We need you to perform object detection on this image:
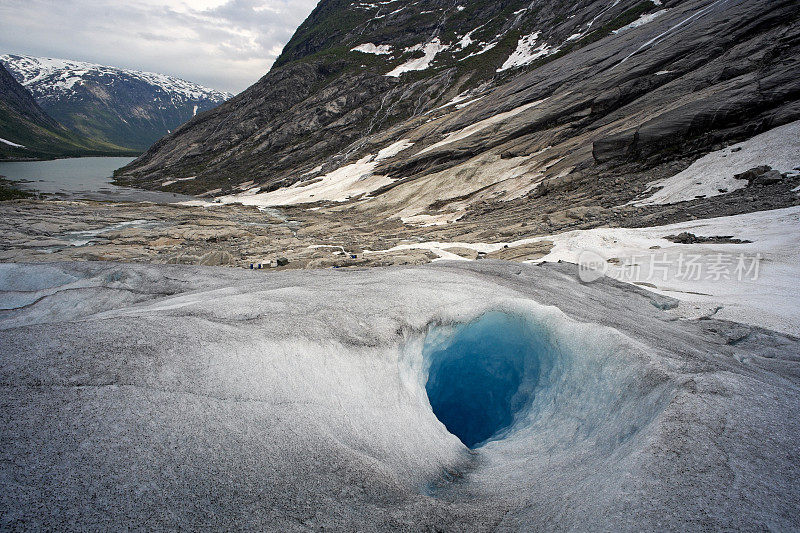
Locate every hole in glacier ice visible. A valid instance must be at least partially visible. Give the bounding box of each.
[423,312,542,448]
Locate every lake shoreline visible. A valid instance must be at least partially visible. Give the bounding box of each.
[0,156,194,204]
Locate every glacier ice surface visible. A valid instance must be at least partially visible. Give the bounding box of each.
[1,260,799,530]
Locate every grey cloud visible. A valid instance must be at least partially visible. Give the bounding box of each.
[0,0,319,94]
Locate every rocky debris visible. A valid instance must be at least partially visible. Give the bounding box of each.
[444,247,480,260]
[0,177,33,201]
[1,170,798,272]
[149,237,185,247]
[199,250,234,266]
[734,165,788,187]
[566,206,607,221]
[486,241,553,261]
[665,232,752,245]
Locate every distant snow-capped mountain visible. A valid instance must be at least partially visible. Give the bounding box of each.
[0,55,233,151]
[0,62,136,161]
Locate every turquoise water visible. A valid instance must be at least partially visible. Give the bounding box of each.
[424,312,543,448]
[0,157,194,204]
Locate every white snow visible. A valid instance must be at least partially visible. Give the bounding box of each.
[218,139,414,207]
[161,176,197,187]
[0,137,25,148]
[498,32,557,72]
[455,97,484,110]
[436,93,472,109]
[420,99,547,154]
[367,206,800,336]
[302,165,324,177]
[533,207,800,336]
[460,41,498,60]
[612,10,668,34]
[456,26,483,50]
[433,92,484,112]
[386,39,449,77]
[351,43,393,55]
[633,120,800,205]
[0,54,232,104]
[374,138,414,161]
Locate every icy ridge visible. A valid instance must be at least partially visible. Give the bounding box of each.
[0,55,232,102]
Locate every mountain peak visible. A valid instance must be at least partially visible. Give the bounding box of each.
[1,54,232,150]
[1,54,232,101]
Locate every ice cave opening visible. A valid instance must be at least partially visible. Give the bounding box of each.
[423,312,543,448]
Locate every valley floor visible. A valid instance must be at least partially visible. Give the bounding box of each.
[1,185,798,336]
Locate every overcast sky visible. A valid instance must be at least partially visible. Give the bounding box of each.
[0,0,319,94]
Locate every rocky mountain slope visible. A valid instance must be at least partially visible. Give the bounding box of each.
[116,0,799,231]
[0,63,134,161]
[0,55,232,151]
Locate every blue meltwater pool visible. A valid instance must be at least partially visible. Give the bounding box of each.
[423,312,545,448]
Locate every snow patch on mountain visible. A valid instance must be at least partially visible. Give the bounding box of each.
[0,55,232,103]
[352,43,393,55]
[633,120,800,205]
[460,41,497,60]
[215,139,414,206]
[612,9,669,34]
[0,137,25,148]
[533,206,800,337]
[498,32,558,72]
[457,26,483,50]
[387,39,449,77]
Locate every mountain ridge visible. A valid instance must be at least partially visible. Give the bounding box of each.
[0,62,135,161]
[1,54,232,151]
[116,0,799,232]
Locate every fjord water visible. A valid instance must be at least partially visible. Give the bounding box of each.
[0,157,194,203]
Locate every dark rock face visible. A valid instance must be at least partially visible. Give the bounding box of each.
[734,166,788,187]
[0,63,59,130]
[0,55,231,151]
[0,64,134,161]
[665,232,751,245]
[115,0,800,214]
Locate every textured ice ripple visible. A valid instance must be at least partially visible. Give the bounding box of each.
[0,260,798,531]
